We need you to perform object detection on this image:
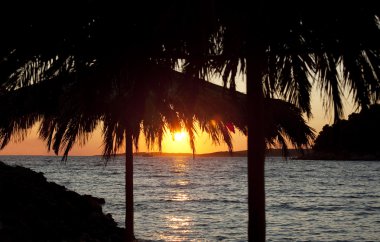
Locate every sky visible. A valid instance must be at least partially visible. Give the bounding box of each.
[0,78,356,156]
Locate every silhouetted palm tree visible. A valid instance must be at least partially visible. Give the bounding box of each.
[172,2,380,241]
[1,2,379,241]
[0,61,314,241]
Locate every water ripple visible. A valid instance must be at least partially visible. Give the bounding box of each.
[1,156,379,241]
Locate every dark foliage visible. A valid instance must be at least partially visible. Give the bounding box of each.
[1,1,380,241]
[312,104,380,159]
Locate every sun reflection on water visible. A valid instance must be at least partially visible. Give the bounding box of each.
[159,215,193,241]
[175,179,189,186]
[170,159,191,202]
[171,191,190,202]
[159,157,195,240]
[167,216,192,229]
[171,158,189,174]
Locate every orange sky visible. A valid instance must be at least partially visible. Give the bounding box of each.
[0,124,248,156]
[0,80,356,156]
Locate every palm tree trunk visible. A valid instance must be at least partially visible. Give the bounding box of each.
[247,52,266,241]
[125,129,134,241]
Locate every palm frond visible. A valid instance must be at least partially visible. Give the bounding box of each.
[0,61,314,158]
[276,54,313,117]
[0,115,40,149]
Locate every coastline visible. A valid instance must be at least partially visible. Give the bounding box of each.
[0,161,125,241]
[3,148,379,161]
[129,149,305,158]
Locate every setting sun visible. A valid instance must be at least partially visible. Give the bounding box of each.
[173,131,186,142]
[160,130,192,153]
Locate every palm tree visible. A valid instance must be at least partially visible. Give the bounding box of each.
[0,59,314,241]
[172,2,380,241]
[2,2,379,241]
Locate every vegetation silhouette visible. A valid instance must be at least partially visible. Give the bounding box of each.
[1,1,380,241]
[0,65,313,240]
[309,104,380,160]
[170,3,380,241]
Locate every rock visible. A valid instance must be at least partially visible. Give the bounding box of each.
[0,161,125,242]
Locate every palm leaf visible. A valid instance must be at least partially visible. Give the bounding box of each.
[0,63,314,158]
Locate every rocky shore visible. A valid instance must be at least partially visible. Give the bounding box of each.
[0,161,125,242]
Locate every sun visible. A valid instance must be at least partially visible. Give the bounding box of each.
[173,131,186,142]
[161,130,191,153]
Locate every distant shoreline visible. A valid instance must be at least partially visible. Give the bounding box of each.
[2,149,379,161]
[133,150,248,158]
[123,149,305,158]
[131,149,380,161]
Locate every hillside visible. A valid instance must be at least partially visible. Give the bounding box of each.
[300,104,380,160]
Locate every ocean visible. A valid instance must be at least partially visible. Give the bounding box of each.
[1,156,379,241]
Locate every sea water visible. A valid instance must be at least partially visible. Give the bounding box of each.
[1,156,379,241]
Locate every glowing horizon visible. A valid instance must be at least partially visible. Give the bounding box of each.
[0,125,247,156]
[0,79,356,156]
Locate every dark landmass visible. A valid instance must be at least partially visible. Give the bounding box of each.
[132,149,379,160]
[132,151,249,157]
[129,148,305,158]
[297,104,380,161]
[0,161,125,242]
